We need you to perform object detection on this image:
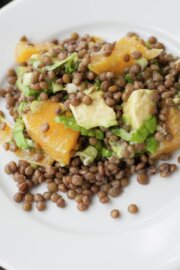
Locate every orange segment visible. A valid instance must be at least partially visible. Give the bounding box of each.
[17,149,54,166]
[152,107,180,158]
[15,41,55,64]
[0,118,53,166]
[0,119,12,144]
[89,36,162,75]
[23,101,79,166]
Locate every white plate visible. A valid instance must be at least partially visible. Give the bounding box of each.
[0,0,180,269]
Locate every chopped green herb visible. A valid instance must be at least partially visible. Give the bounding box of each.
[95,79,101,90]
[124,74,134,83]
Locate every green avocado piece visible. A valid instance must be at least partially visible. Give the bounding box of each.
[16,67,38,97]
[123,89,157,130]
[52,83,64,93]
[70,91,117,129]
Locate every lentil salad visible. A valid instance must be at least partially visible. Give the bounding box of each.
[0,32,180,216]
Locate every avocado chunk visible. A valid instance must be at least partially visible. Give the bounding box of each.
[70,91,117,129]
[123,89,157,130]
[16,67,38,97]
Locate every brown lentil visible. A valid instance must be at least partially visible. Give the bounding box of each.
[70,97,81,106]
[24,193,34,202]
[128,204,138,214]
[48,182,58,193]
[39,92,48,101]
[110,209,120,219]
[41,123,49,132]
[67,190,76,200]
[72,175,83,185]
[148,36,157,44]
[57,198,66,208]
[82,95,92,105]
[77,202,88,211]
[131,51,142,59]
[51,193,61,203]
[63,74,71,83]
[170,164,177,172]
[24,166,34,176]
[99,196,110,204]
[123,54,130,62]
[22,202,32,211]
[14,192,24,203]
[130,64,141,74]
[42,192,50,201]
[18,182,28,193]
[137,173,149,185]
[34,153,43,162]
[36,201,46,211]
[120,178,129,187]
[34,193,44,202]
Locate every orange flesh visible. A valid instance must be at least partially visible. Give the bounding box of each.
[153,107,180,158]
[15,41,55,64]
[89,36,162,75]
[23,101,79,166]
[0,119,53,166]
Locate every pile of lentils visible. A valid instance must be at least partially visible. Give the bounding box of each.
[1,32,180,219]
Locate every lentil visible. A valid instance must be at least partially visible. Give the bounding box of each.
[34,193,44,202]
[14,192,23,203]
[48,182,58,193]
[82,95,92,105]
[123,54,130,62]
[72,175,83,185]
[57,198,66,208]
[36,201,46,211]
[137,173,149,185]
[24,193,34,202]
[51,193,61,203]
[110,209,120,219]
[128,204,138,214]
[131,51,142,59]
[22,202,32,211]
[77,202,88,211]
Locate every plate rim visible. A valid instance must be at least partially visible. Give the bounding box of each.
[0,1,180,270]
